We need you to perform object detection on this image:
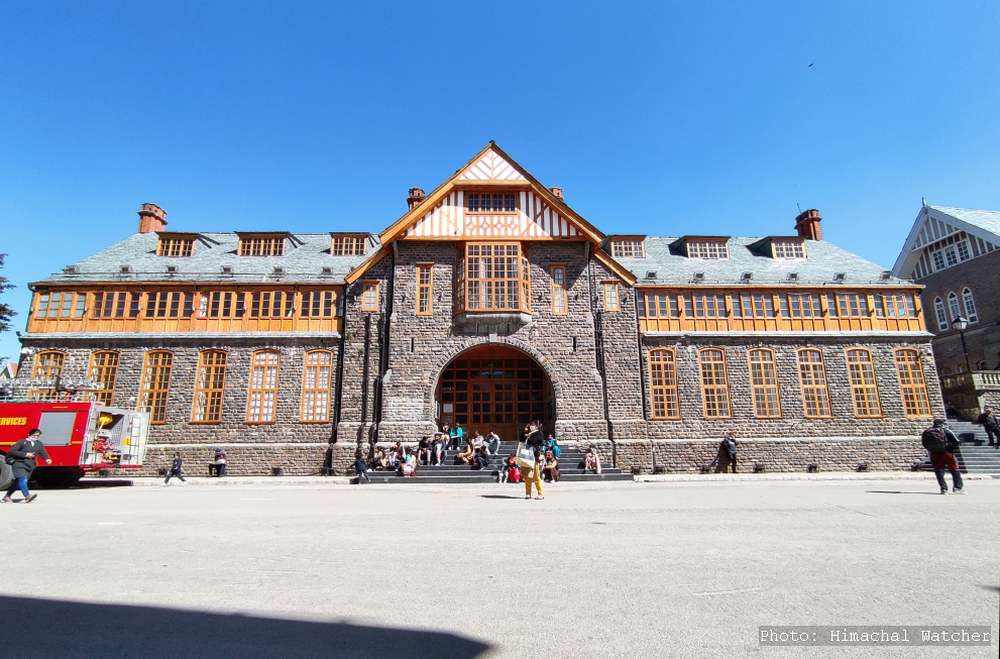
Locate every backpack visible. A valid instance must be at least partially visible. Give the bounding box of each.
[921,427,948,453]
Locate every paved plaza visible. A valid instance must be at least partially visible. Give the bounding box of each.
[4,478,999,658]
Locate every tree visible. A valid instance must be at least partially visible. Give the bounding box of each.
[0,254,14,333]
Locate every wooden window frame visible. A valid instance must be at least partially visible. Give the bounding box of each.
[138,350,174,425]
[249,290,293,319]
[845,348,882,418]
[648,348,681,420]
[360,280,381,312]
[784,292,822,318]
[772,240,806,259]
[894,349,932,418]
[550,264,568,315]
[204,290,245,319]
[737,292,776,318]
[460,243,530,313]
[29,350,66,399]
[146,290,192,319]
[639,291,680,319]
[465,190,519,215]
[688,292,727,318]
[330,234,366,256]
[300,349,334,423]
[836,292,866,318]
[246,349,280,424]
[687,240,730,259]
[92,291,140,319]
[35,291,85,319]
[603,282,621,312]
[698,348,732,419]
[156,236,195,257]
[191,349,227,424]
[747,348,782,418]
[415,264,433,316]
[797,349,832,419]
[610,239,645,258]
[301,290,337,318]
[87,350,119,406]
[237,235,286,257]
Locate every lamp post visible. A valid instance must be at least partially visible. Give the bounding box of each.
[952,316,972,374]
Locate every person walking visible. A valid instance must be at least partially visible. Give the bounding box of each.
[448,423,464,451]
[164,453,186,484]
[921,419,964,495]
[714,431,737,473]
[2,428,52,503]
[523,447,544,500]
[976,407,1000,448]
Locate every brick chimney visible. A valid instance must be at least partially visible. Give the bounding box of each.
[794,208,822,241]
[550,187,564,200]
[137,203,168,233]
[407,187,425,210]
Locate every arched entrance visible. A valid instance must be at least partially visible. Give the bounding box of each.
[435,344,554,443]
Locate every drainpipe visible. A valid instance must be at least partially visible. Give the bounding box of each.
[586,243,617,467]
[633,290,654,473]
[328,282,350,475]
[373,246,396,444]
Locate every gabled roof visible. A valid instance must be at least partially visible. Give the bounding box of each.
[892,203,1000,277]
[347,141,635,284]
[619,237,908,287]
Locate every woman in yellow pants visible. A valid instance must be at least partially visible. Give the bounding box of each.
[524,453,544,500]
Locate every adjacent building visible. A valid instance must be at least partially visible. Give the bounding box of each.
[892,203,1000,417]
[11,143,943,474]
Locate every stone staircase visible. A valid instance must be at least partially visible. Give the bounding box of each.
[359,441,633,484]
[915,420,1000,476]
[950,420,1000,476]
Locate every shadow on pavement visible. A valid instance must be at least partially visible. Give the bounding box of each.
[865,490,943,496]
[71,479,134,489]
[0,596,491,659]
[479,494,525,500]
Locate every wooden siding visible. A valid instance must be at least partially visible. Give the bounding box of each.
[403,189,582,240]
[27,287,343,335]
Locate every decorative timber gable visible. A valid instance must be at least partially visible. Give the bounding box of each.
[892,203,1000,280]
[345,142,636,284]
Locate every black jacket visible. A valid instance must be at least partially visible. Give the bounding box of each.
[7,438,51,478]
[170,457,183,473]
[977,412,999,430]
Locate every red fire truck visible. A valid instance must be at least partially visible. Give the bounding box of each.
[0,400,150,487]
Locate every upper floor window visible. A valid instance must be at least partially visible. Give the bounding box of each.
[783,292,822,318]
[458,243,529,313]
[204,291,245,319]
[156,235,195,257]
[416,264,433,316]
[301,290,338,318]
[934,297,948,331]
[148,291,193,319]
[603,282,621,312]
[927,233,973,272]
[947,291,961,321]
[772,239,805,259]
[360,281,381,312]
[830,292,866,318]
[639,291,680,318]
[238,234,285,256]
[685,293,726,318]
[250,291,294,319]
[747,349,781,418]
[36,291,86,319]
[735,293,775,318]
[687,239,729,259]
[962,288,978,323]
[550,265,568,315]
[466,191,517,214]
[875,292,917,318]
[92,291,141,319]
[331,235,366,256]
[610,239,645,258]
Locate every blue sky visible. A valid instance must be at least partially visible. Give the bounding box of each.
[2,1,999,360]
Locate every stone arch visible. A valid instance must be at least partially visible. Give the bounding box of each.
[425,337,561,435]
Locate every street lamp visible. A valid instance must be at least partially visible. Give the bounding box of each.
[952,316,973,373]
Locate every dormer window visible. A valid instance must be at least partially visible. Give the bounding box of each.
[331,234,366,256]
[466,191,517,214]
[686,238,729,259]
[771,239,805,259]
[237,233,287,257]
[157,233,196,257]
[609,237,645,258]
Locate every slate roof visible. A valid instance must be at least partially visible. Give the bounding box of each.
[616,237,907,287]
[926,205,1000,237]
[43,232,377,284]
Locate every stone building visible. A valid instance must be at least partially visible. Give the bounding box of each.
[12,143,943,475]
[892,203,1000,417]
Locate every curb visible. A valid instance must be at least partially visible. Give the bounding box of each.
[635,471,996,483]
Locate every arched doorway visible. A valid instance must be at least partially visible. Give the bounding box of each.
[435,344,554,443]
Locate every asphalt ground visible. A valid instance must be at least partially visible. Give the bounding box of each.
[2,478,998,658]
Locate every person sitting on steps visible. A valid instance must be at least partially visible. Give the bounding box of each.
[584,447,602,474]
